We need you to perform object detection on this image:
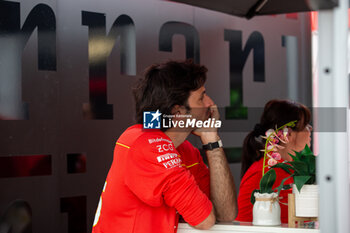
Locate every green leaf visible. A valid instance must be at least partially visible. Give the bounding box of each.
[294,176,312,192]
[306,176,316,185]
[250,189,260,205]
[274,174,294,196]
[259,169,276,193]
[306,155,316,176]
[271,163,295,174]
[294,151,303,161]
[289,161,309,175]
[288,153,298,161]
[301,144,313,156]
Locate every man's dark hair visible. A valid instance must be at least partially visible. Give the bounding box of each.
[133,60,207,125]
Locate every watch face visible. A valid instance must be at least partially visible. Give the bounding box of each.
[218,140,223,147]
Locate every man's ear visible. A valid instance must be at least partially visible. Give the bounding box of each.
[171,105,187,115]
[171,105,181,115]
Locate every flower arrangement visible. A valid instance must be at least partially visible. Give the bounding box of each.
[262,121,297,175]
[250,121,296,204]
[251,120,316,204]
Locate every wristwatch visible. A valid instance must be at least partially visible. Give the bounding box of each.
[202,139,223,151]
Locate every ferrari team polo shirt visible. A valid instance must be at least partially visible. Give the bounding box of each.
[92,124,212,233]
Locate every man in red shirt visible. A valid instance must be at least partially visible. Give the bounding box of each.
[92,60,237,233]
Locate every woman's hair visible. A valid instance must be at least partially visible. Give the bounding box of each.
[133,60,207,130]
[240,99,311,177]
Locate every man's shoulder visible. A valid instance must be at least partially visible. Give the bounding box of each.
[133,130,173,149]
[178,140,194,149]
[118,125,175,153]
[118,124,165,144]
[177,140,198,153]
[118,126,181,168]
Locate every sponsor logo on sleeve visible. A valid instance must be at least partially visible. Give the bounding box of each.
[156,143,174,153]
[148,137,172,144]
[156,153,182,169]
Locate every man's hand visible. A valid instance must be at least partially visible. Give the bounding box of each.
[192,105,220,144]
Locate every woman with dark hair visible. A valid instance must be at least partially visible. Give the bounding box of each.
[235,99,312,223]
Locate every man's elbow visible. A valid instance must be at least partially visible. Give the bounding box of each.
[216,208,238,222]
[216,215,234,222]
[193,209,216,230]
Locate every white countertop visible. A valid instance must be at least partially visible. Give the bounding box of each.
[178,222,319,233]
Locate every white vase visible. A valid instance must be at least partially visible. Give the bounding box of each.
[292,184,319,217]
[252,192,281,226]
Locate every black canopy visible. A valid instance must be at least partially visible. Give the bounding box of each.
[170,0,338,19]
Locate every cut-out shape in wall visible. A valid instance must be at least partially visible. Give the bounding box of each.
[82,11,136,120]
[224,29,265,119]
[0,154,51,178]
[67,153,86,174]
[159,21,200,64]
[60,196,87,233]
[0,1,56,120]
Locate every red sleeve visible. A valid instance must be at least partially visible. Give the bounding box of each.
[191,149,210,198]
[125,134,212,226]
[177,141,210,198]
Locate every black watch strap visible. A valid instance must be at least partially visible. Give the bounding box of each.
[202,140,223,151]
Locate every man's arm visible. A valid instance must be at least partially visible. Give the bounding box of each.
[201,134,237,222]
[193,105,238,222]
[193,208,216,229]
